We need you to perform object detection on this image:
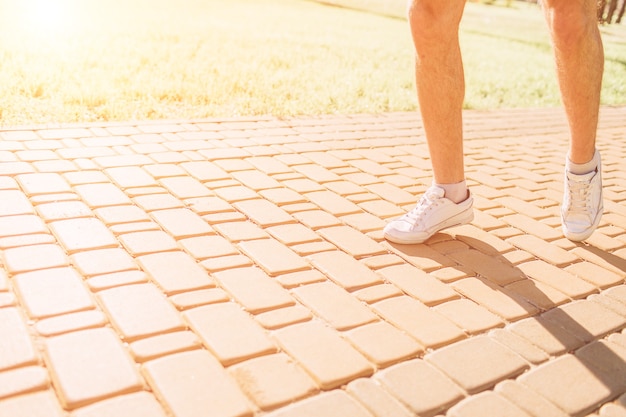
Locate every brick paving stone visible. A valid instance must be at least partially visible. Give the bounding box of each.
[97,283,185,341]
[3,243,69,273]
[71,392,168,417]
[383,241,455,272]
[377,264,459,306]
[292,209,342,230]
[49,218,118,253]
[518,260,597,299]
[44,327,143,409]
[265,223,322,245]
[14,267,94,319]
[488,329,550,365]
[36,201,92,221]
[213,185,259,203]
[137,251,214,295]
[447,249,526,286]
[509,316,585,355]
[0,308,38,371]
[360,254,405,270]
[0,190,34,216]
[292,281,378,331]
[505,278,570,311]
[541,299,626,343]
[86,270,148,292]
[169,288,230,310]
[346,378,414,417]
[307,251,382,291]
[201,254,254,272]
[518,354,620,417]
[93,205,151,225]
[103,166,158,189]
[339,212,387,234]
[275,269,327,288]
[119,230,179,256]
[447,224,515,254]
[238,238,310,276]
[133,193,185,212]
[425,336,529,394]
[159,176,212,199]
[0,390,65,417]
[434,299,505,335]
[508,234,580,267]
[150,208,214,239]
[254,304,313,329]
[495,380,569,417]
[358,199,406,219]
[375,359,465,416]
[565,262,625,289]
[352,283,404,304]
[74,183,132,207]
[213,221,270,242]
[184,303,276,366]
[229,353,318,411]
[186,196,233,215]
[143,350,252,417]
[316,225,386,258]
[273,320,373,390]
[372,295,466,349]
[304,190,362,216]
[179,235,238,259]
[263,390,373,417]
[213,267,295,313]
[447,391,532,417]
[70,247,137,276]
[16,172,72,195]
[34,310,107,337]
[234,199,295,227]
[129,331,202,363]
[110,221,161,235]
[452,277,539,321]
[345,320,423,367]
[0,365,49,400]
[202,211,249,225]
[576,339,626,396]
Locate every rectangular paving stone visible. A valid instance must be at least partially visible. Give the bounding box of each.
[265,223,321,245]
[179,235,238,260]
[346,378,414,417]
[0,365,49,400]
[375,359,465,416]
[34,310,107,337]
[384,241,455,272]
[292,209,342,230]
[292,281,378,331]
[213,267,295,313]
[3,243,69,274]
[307,250,382,291]
[159,176,212,199]
[132,194,185,212]
[14,267,94,319]
[518,354,619,417]
[447,392,532,417]
[70,247,138,277]
[495,380,569,417]
[36,201,93,221]
[137,251,215,295]
[273,321,374,390]
[304,190,362,216]
[184,303,277,366]
[426,336,529,394]
[118,230,179,256]
[49,218,118,253]
[518,260,597,299]
[0,190,34,216]
[452,277,539,321]
[237,238,310,276]
[0,308,39,371]
[150,208,214,239]
[372,295,466,349]
[565,261,625,289]
[169,288,230,311]
[254,304,313,330]
[228,353,318,411]
[509,315,585,356]
[74,183,132,207]
[212,221,270,242]
[97,283,186,341]
[129,331,202,363]
[505,278,570,311]
[201,254,254,273]
[104,166,158,189]
[508,234,580,267]
[0,214,47,238]
[434,299,505,335]
[71,392,168,417]
[143,350,252,417]
[233,199,296,227]
[16,172,72,195]
[377,264,459,306]
[44,328,143,409]
[316,225,386,258]
[0,390,65,417]
[263,390,373,417]
[447,249,526,286]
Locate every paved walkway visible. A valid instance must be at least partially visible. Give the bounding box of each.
[1,106,626,417]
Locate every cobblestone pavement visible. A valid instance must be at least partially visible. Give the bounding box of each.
[1,106,626,417]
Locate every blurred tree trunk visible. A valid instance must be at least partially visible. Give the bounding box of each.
[617,0,626,23]
[598,0,607,22]
[606,0,619,22]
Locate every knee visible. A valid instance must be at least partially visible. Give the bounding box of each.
[544,1,597,43]
[407,0,461,50]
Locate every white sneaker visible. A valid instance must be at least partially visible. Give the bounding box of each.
[561,156,603,242]
[383,185,474,244]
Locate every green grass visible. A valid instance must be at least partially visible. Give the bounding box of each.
[0,0,624,126]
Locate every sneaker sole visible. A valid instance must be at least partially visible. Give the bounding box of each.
[384,207,474,245]
[562,206,603,242]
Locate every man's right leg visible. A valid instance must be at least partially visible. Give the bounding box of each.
[384,0,473,245]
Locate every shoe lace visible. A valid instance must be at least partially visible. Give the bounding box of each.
[566,175,593,215]
[402,188,444,225]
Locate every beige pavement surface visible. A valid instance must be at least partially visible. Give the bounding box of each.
[1,106,626,417]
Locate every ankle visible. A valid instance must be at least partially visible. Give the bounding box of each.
[435,180,468,204]
[567,150,600,175]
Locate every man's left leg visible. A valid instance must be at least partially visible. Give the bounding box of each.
[543,0,605,241]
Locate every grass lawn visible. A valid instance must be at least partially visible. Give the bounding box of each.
[0,0,624,126]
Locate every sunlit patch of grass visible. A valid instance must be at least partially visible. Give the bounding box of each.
[0,0,624,126]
